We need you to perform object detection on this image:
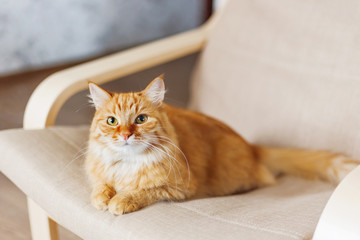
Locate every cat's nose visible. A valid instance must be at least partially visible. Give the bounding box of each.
[121,132,132,141]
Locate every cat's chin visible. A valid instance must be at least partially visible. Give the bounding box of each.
[90,141,143,160]
[111,143,146,156]
[89,140,164,167]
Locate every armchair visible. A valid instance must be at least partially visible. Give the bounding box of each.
[1,0,360,239]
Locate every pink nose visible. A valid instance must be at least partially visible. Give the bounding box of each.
[121,132,132,141]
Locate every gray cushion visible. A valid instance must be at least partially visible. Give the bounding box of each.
[0,126,334,240]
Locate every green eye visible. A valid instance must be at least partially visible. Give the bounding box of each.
[107,117,118,126]
[135,114,148,124]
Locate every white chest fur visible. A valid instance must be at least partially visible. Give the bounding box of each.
[89,141,164,191]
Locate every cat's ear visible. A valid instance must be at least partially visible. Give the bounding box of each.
[88,82,112,109]
[143,75,166,106]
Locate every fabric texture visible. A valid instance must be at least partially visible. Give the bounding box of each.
[0,126,333,240]
[2,0,360,239]
[191,0,360,159]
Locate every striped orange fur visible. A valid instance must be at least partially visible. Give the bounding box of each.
[85,75,359,215]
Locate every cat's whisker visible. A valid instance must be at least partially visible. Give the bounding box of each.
[155,137,190,186]
[74,102,94,113]
[146,136,191,190]
[137,140,180,188]
[144,140,183,190]
[146,144,174,182]
[63,147,89,170]
[138,141,179,190]
[153,143,182,189]
[158,144,184,190]
[51,145,90,190]
[147,143,174,179]
[59,145,88,170]
[145,138,184,168]
[145,140,183,190]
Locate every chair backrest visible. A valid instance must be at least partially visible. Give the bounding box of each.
[190,0,360,158]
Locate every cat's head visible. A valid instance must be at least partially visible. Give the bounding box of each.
[88,76,171,160]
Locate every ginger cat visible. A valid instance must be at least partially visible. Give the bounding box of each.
[86,75,359,215]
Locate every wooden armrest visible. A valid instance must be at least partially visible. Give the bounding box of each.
[313,166,360,239]
[23,25,209,129]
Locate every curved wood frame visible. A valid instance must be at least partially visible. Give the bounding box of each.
[23,23,214,129]
[313,165,360,240]
[21,2,360,239]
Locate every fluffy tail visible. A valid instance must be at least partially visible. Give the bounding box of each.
[254,146,359,184]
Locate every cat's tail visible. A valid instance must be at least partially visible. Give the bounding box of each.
[254,146,359,184]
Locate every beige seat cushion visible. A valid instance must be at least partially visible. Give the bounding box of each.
[0,126,334,240]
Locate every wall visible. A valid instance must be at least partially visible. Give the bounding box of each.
[0,0,205,75]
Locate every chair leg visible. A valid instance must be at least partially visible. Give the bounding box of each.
[27,197,59,240]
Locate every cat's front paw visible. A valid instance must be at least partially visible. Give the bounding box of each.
[92,193,111,211]
[91,185,116,211]
[108,194,141,215]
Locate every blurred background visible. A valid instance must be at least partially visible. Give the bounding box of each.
[0,0,209,76]
[0,1,218,239]
[0,0,217,130]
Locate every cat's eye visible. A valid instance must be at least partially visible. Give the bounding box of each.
[107,117,118,126]
[135,114,148,124]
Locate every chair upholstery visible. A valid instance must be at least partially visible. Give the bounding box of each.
[191,0,360,158]
[2,0,360,239]
[0,126,334,240]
